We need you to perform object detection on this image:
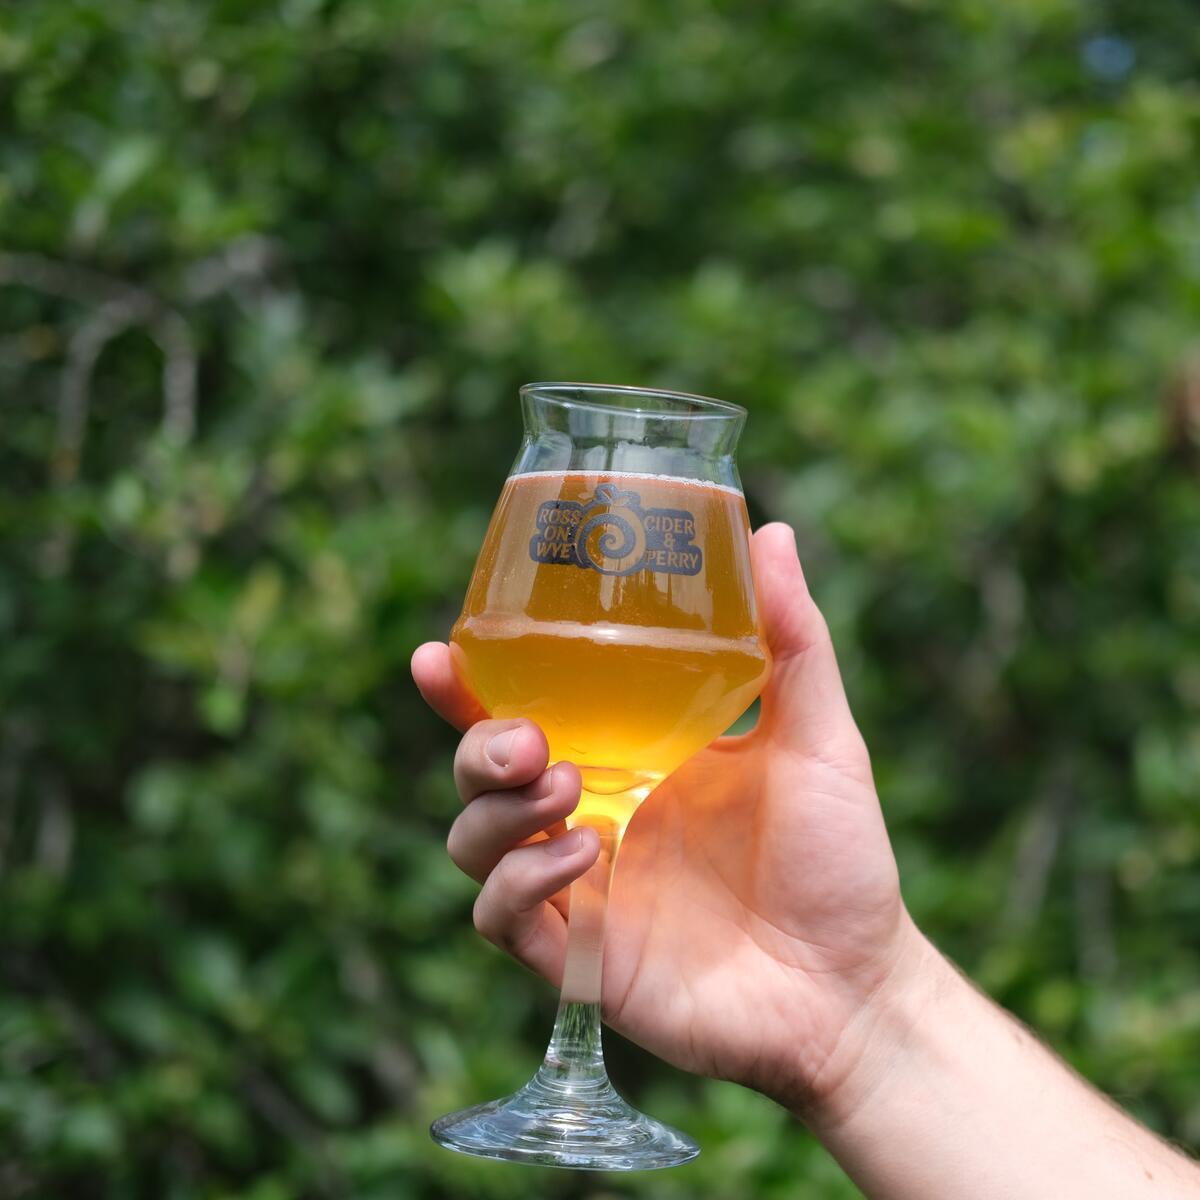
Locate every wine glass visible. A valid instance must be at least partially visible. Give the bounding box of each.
[431,382,771,1170]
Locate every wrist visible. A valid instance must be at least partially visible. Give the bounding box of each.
[796,915,964,1131]
[793,923,1200,1200]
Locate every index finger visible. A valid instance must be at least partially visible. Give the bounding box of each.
[411,641,488,732]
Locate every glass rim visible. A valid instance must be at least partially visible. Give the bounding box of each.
[520,381,746,421]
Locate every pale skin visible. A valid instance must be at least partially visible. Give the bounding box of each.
[411,523,1200,1199]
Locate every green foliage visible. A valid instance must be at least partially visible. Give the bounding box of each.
[2,0,1200,1195]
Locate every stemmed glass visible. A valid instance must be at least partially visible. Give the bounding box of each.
[431,383,770,1170]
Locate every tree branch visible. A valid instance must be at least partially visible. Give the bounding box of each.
[1005,760,1075,929]
[0,252,200,480]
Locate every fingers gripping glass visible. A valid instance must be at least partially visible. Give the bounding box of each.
[431,383,771,1170]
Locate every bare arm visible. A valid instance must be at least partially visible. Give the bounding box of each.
[810,934,1200,1200]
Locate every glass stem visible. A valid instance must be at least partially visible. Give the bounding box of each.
[537,820,621,1089]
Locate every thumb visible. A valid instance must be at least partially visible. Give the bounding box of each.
[750,523,866,764]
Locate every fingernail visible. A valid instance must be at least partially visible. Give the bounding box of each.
[533,765,558,799]
[546,829,584,857]
[487,729,519,766]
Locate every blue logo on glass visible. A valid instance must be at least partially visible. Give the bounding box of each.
[529,483,702,577]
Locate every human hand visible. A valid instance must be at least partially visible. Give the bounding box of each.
[411,524,933,1118]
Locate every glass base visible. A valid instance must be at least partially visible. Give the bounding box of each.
[430,1071,700,1171]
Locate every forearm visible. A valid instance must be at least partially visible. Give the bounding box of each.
[806,932,1200,1200]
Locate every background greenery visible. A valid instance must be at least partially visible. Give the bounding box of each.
[2,1,1199,1196]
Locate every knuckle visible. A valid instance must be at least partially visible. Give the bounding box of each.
[472,891,505,946]
[452,729,490,796]
[451,730,477,776]
[445,822,466,870]
[471,893,492,938]
[474,895,526,956]
[488,850,519,898]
